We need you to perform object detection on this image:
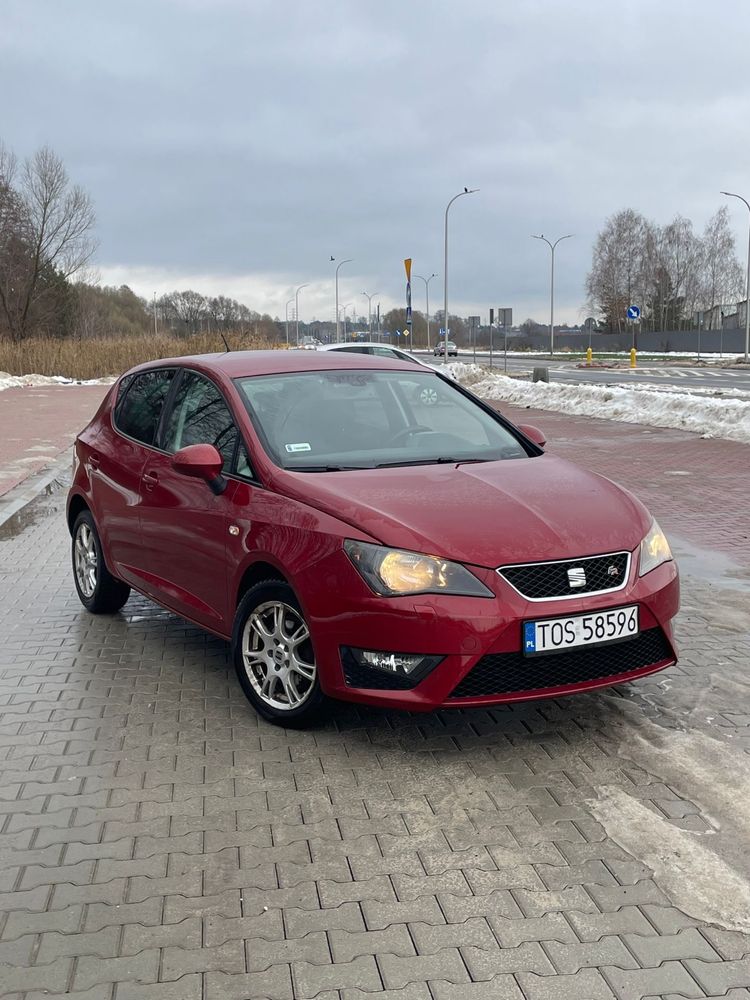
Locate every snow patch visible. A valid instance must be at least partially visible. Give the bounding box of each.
[589,785,750,933]
[0,372,116,392]
[446,363,750,444]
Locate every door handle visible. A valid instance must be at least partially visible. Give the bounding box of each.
[142,470,159,491]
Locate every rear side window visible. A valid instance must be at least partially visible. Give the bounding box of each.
[162,371,241,471]
[115,369,175,445]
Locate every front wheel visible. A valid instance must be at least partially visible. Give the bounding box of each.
[72,511,131,613]
[232,580,328,726]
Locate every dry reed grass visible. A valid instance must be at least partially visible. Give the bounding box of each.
[0,333,281,380]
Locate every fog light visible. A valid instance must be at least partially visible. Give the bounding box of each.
[346,647,443,677]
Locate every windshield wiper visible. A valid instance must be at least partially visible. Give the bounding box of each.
[376,457,489,469]
[288,464,371,472]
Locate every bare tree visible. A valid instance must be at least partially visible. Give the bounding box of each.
[700,207,744,327]
[163,290,207,335]
[586,209,648,333]
[0,145,96,342]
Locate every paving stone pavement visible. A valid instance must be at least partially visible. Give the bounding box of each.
[0,424,749,997]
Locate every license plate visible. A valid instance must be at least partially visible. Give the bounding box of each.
[523,605,639,656]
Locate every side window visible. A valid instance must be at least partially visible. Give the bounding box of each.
[372,347,398,359]
[163,372,250,474]
[236,442,254,479]
[339,346,370,355]
[115,369,175,446]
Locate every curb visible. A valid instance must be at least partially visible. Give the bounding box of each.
[0,447,73,531]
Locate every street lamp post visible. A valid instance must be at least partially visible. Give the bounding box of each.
[443,189,478,364]
[295,284,309,346]
[531,234,573,356]
[332,258,353,342]
[338,303,352,340]
[721,191,750,362]
[414,273,437,350]
[285,297,295,347]
[152,293,158,337]
[362,290,379,339]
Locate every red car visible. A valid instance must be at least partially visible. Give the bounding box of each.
[67,351,679,726]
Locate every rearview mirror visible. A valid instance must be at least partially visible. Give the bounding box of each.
[517,424,546,448]
[172,443,227,495]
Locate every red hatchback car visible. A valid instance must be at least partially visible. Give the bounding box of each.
[68,351,679,725]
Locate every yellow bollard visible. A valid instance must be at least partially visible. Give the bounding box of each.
[586,346,592,365]
[630,347,637,369]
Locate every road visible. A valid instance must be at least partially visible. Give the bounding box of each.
[0,396,749,997]
[418,351,750,395]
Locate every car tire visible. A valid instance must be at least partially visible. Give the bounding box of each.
[232,580,328,727]
[71,510,131,614]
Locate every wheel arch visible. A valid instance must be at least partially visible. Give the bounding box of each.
[235,560,289,608]
[67,493,91,535]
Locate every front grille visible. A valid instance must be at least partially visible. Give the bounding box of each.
[499,552,630,600]
[448,627,673,699]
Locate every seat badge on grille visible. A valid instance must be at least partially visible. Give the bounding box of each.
[567,566,586,589]
[607,564,620,577]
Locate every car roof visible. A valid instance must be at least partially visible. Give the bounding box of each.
[126,349,432,379]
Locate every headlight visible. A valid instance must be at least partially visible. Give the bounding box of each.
[639,520,673,576]
[344,540,493,597]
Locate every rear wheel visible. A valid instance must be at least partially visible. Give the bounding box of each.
[232,580,328,726]
[72,511,131,613]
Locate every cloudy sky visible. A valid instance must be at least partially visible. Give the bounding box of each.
[3,0,750,325]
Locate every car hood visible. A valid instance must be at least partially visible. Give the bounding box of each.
[277,454,652,568]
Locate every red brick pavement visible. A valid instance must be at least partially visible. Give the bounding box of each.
[0,384,110,495]
[0,385,747,562]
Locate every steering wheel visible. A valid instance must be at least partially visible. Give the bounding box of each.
[391,426,433,446]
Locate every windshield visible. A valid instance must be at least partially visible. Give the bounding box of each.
[235,369,531,471]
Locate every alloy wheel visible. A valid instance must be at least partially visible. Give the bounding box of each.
[74,522,98,598]
[241,600,316,711]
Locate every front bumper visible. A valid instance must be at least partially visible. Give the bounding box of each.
[301,554,679,711]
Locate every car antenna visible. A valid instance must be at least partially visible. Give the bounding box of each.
[220,333,231,353]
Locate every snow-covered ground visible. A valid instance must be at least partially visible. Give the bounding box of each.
[447,363,750,445]
[0,372,115,391]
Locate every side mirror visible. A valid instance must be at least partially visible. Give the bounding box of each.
[172,443,227,495]
[517,424,546,448]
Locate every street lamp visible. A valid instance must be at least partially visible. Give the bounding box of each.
[414,273,437,350]
[294,284,309,345]
[332,258,353,342]
[443,189,478,364]
[285,297,295,347]
[531,233,573,356]
[721,191,750,362]
[338,303,352,340]
[362,291,379,339]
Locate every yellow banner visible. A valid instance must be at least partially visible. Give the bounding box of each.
[404,258,412,282]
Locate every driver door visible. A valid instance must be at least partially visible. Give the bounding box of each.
[137,370,242,631]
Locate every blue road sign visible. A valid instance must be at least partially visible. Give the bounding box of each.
[627,305,641,320]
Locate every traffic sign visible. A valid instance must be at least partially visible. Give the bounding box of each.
[627,305,641,320]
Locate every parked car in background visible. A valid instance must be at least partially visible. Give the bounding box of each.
[317,341,445,405]
[434,340,458,356]
[68,350,679,727]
